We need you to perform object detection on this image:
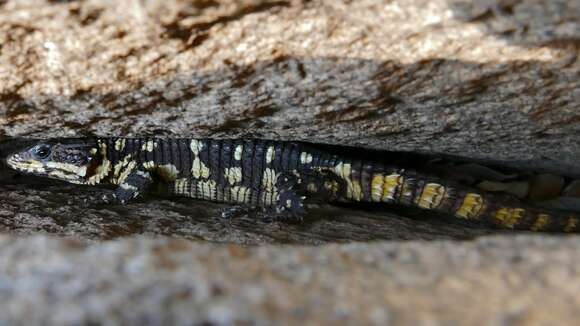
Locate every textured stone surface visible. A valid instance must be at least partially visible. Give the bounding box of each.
[0,0,579,324]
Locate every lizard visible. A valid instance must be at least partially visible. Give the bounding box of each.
[3,137,579,233]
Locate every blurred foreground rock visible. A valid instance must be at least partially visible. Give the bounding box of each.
[1,235,579,325]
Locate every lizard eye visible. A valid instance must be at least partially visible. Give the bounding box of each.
[33,145,51,159]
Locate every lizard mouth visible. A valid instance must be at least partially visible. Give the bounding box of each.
[5,154,47,175]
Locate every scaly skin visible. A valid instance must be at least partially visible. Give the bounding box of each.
[4,137,579,232]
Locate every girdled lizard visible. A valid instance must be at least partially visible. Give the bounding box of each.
[4,137,579,232]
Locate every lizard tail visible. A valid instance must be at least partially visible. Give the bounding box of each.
[363,170,579,232]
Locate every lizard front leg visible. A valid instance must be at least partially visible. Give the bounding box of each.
[103,169,153,204]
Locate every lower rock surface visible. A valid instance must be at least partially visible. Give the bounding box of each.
[0,235,578,325]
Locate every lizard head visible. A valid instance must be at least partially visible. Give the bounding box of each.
[5,138,102,184]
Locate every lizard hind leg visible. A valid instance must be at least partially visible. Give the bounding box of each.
[268,170,345,221]
[276,186,306,217]
[256,172,307,222]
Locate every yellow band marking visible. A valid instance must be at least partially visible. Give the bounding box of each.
[260,168,280,205]
[87,143,111,185]
[224,167,242,185]
[351,182,363,201]
[456,193,484,219]
[382,174,402,202]
[230,186,251,203]
[266,146,275,164]
[300,152,313,164]
[141,140,156,152]
[143,161,155,170]
[112,155,133,181]
[564,217,578,233]
[531,214,550,231]
[191,157,210,179]
[189,139,210,179]
[196,179,217,201]
[495,207,525,228]
[333,162,362,201]
[173,178,190,195]
[114,138,126,151]
[234,145,243,161]
[416,183,445,209]
[116,161,136,185]
[190,140,203,155]
[371,174,384,202]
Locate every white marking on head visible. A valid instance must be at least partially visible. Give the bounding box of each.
[6,155,46,174]
[45,161,88,177]
[48,170,79,181]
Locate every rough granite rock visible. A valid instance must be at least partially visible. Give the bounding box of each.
[0,0,579,324]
